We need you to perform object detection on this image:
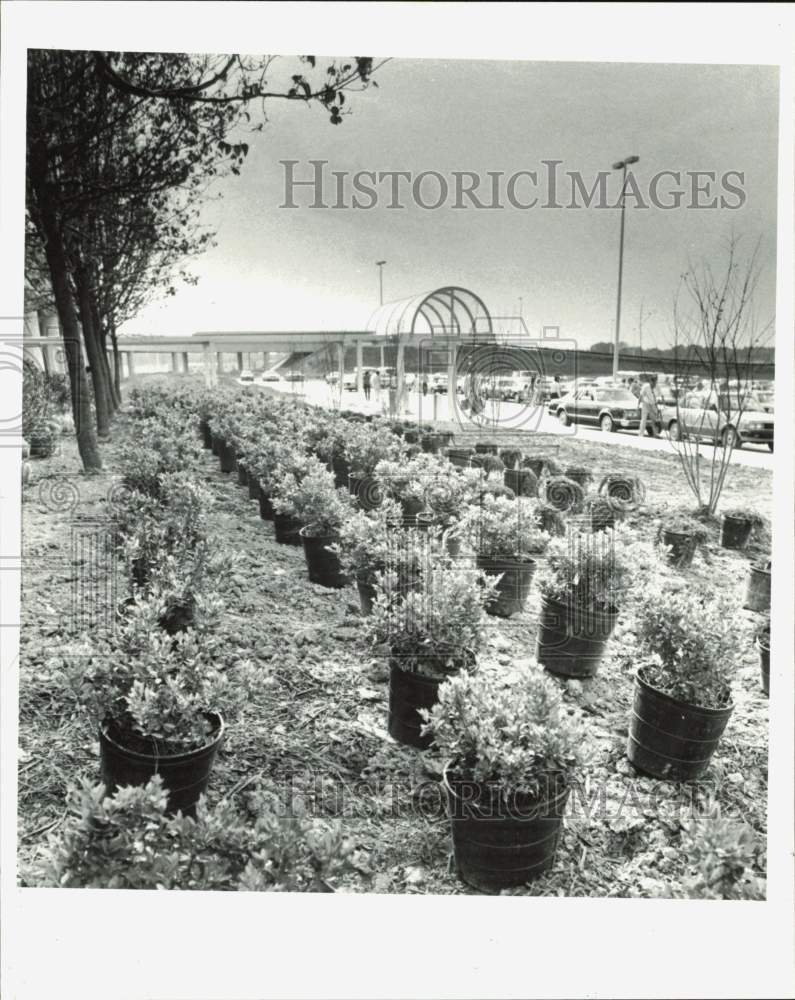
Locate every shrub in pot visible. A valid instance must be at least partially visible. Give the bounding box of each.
[253,444,313,528]
[540,475,584,514]
[34,775,355,891]
[446,445,474,468]
[463,495,550,617]
[580,495,622,533]
[523,454,563,479]
[598,474,646,512]
[473,441,499,455]
[536,525,654,678]
[423,467,480,556]
[273,463,354,586]
[27,423,56,458]
[756,617,770,696]
[65,596,260,815]
[343,424,404,488]
[362,565,497,748]
[422,667,583,892]
[505,466,538,498]
[499,448,523,470]
[719,506,765,551]
[657,511,710,568]
[626,587,738,781]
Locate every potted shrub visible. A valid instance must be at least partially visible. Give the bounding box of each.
[362,565,496,748]
[522,454,562,479]
[581,494,622,533]
[273,463,354,587]
[657,510,710,568]
[536,526,653,678]
[423,466,480,557]
[626,588,738,781]
[719,507,765,551]
[446,444,474,468]
[253,443,312,528]
[34,775,354,891]
[756,617,770,696]
[208,410,240,473]
[422,668,582,892]
[504,466,538,498]
[65,596,260,815]
[564,465,593,490]
[540,475,584,514]
[463,495,550,617]
[598,473,646,511]
[538,504,567,537]
[473,441,499,455]
[344,424,404,489]
[499,448,523,470]
[743,558,771,613]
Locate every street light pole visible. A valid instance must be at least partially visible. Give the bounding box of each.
[611,155,639,382]
[376,260,386,369]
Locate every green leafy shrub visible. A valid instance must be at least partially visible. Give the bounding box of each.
[634,587,738,708]
[271,461,354,536]
[462,494,549,560]
[422,668,583,801]
[343,423,403,477]
[34,775,354,891]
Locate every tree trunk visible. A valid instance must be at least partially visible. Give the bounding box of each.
[35,194,102,471]
[110,324,122,401]
[93,302,121,411]
[75,266,112,438]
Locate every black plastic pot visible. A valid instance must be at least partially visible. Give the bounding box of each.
[446,447,473,468]
[522,457,546,478]
[331,455,351,489]
[158,600,195,635]
[218,440,237,474]
[248,475,261,501]
[258,488,275,521]
[99,714,224,816]
[626,669,734,781]
[300,528,347,588]
[199,419,213,449]
[720,514,753,550]
[444,531,462,558]
[743,563,771,613]
[474,442,499,455]
[401,496,427,528]
[536,595,617,678]
[388,660,443,749]
[443,763,571,892]
[211,433,221,456]
[356,572,378,615]
[349,475,382,511]
[273,512,302,545]
[757,636,770,696]
[476,555,537,618]
[504,468,538,498]
[661,529,697,568]
[237,460,249,487]
[28,432,55,458]
[420,434,440,454]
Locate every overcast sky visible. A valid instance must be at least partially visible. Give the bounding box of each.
[123,58,779,350]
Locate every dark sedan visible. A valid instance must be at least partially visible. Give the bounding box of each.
[554,387,642,433]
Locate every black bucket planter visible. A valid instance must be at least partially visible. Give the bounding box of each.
[258,488,275,521]
[248,475,261,501]
[757,636,770,696]
[300,528,347,588]
[443,764,571,892]
[199,419,213,449]
[218,440,237,474]
[237,460,249,487]
[720,514,753,550]
[99,713,224,816]
[661,529,697,568]
[522,457,546,478]
[446,447,473,468]
[476,555,537,618]
[474,442,499,455]
[420,434,440,454]
[158,600,195,636]
[536,595,617,678]
[743,563,771,613]
[444,531,462,558]
[388,660,444,749]
[28,432,55,458]
[356,572,378,616]
[211,433,221,457]
[627,669,734,781]
[331,456,351,489]
[504,468,538,498]
[273,512,302,545]
[401,496,426,527]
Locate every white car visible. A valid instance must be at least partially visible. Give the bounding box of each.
[239,369,254,383]
[342,372,358,391]
[260,371,282,383]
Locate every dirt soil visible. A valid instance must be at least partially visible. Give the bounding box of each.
[17,400,771,896]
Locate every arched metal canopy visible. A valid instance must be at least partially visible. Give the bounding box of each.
[365,286,492,339]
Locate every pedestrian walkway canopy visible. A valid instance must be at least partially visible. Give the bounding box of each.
[365,286,493,340]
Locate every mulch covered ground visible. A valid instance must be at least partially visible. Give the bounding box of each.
[17,392,771,896]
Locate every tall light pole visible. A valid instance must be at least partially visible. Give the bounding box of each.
[376,260,386,369]
[611,155,639,381]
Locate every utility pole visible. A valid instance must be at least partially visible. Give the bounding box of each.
[611,155,639,381]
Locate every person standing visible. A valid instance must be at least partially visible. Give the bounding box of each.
[370,369,382,412]
[421,374,429,397]
[638,375,659,437]
[363,368,372,402]
[629,376,641,400]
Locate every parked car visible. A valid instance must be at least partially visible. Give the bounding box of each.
[661,392,774,450]
[342,372,358,391]
[753,390,775,413]
[554,386,642,432]
[260,371,282,383]
[324,371,340,384]
[283,371,305,383]
[484,376,523,401]
[239,369,254,383]
[431,373,448,393]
